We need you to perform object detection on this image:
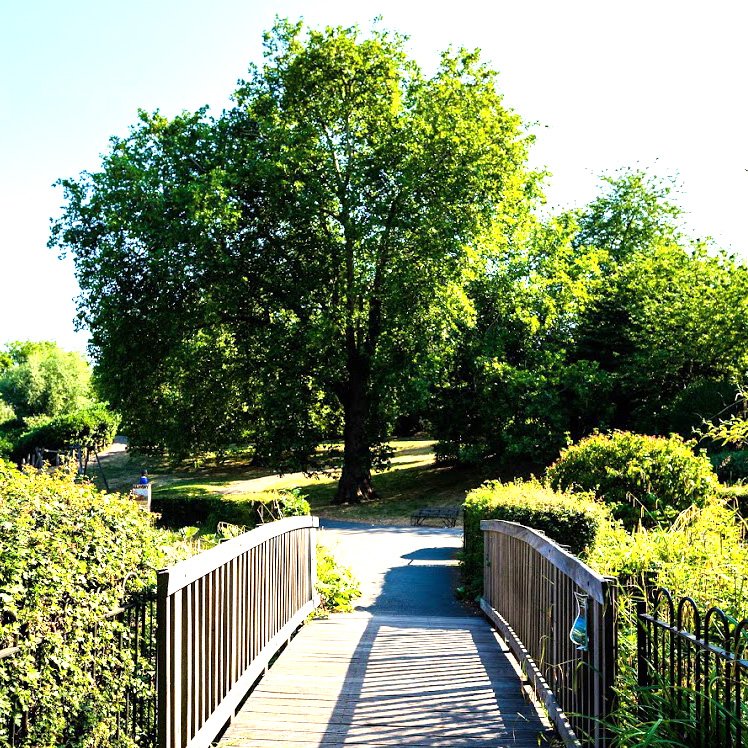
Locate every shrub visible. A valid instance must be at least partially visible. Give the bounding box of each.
[547,431,718,529]
[587,498,748,620]
[315,544,361,614]
[716,482,748,520]
[14,403,120,458]
[0,460,171,748]
[462,479,610,598]
[150,494,223,528]
[152,488,310,531]
[698,405,748,450]
[434,441,492,466]
[584,497,748,746]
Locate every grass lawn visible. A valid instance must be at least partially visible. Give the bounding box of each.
[97,439,498,526]
[91,441,278,492]
[296,460,491,524]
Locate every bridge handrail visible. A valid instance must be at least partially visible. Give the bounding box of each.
[157,515,319,748]
[480,520,616,748]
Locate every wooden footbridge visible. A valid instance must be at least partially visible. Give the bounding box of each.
[156,517,617,748]
[219,613,550,747]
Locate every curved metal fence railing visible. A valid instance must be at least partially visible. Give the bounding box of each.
[637,587,748,747]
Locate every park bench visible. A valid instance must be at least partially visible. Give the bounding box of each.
[410,505,461,527]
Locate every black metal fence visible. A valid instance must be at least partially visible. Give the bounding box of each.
[637,587,748,747]
[107,590,159,746]
[0,590,158,747]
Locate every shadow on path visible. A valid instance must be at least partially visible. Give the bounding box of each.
[312,522,553,746]
[318,519,470,617]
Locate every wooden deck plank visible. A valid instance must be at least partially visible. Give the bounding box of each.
[218,613,554,748]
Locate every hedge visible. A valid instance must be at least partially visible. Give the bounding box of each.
[152,488,310,531]
[0,460,171,748]
[13,403,120,458]
[462,479,610,598]
[0,464,312,747]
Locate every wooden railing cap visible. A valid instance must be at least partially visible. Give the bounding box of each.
[481,519,611,603]
[159,515,319,596]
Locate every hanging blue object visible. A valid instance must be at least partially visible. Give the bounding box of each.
[570,591,589,651]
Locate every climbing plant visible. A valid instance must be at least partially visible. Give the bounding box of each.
[0,461,176,748]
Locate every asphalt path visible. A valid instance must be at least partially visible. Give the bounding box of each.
[318,519,474,617]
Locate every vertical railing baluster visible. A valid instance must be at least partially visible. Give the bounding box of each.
[155,516,319,748]
[2,517,318,748]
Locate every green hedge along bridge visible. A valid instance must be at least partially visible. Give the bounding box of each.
[155,515,617,748]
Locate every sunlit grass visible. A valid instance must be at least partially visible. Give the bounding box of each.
[100,439,496,525]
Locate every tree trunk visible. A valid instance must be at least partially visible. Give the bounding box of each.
[334,352,377,504]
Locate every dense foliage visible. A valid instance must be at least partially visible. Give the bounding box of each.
[433,171,748,471]
[710,449,748,483]
[462,479,609,596]
[48,8,748,493]
[588,499,748,618]
[152,488,311,531]
[585,497,748,746]
[0,342,119,461]
[0,461,174,748]
[315,544,361,614]
[546,431,718,528]
[0,458,358,746]
[50,19,536,501]
[12,404,121,458]
[0,341,92,420]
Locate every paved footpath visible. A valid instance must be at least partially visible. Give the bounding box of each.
[218,520,554,747]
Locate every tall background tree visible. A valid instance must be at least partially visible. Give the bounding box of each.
[50,20,536,500]
[432,169,748,470]
[0,341,92,420]
[0,340,119,460]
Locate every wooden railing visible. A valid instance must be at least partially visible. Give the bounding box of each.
[157,515,319,748]
[480,520,617,748]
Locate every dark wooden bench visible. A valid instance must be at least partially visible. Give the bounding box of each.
[410,506,461,527]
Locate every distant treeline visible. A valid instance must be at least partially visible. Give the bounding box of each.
[0,341,119,460]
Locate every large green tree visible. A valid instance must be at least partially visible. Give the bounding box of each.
[432,211,610,468]
[572,171,748,431]
[51,21,535,500]
[0,341,93,419]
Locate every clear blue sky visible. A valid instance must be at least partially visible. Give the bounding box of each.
[2,0,746,354]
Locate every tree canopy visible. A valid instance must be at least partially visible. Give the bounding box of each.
[432,170,748,469]
[0,341,122,460]
[50,20,536,499]
[0,341,92,420]
[51,20,748,485]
